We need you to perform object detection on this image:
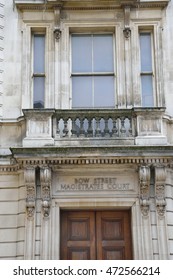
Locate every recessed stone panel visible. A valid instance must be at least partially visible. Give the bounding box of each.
[53,169,138,197]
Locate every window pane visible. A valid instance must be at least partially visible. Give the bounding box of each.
[33,77,45,108]
[93,35,114,72]
[34,35,45,73]
[140,33,152,72]
[94,76,115,108]
[72,77,92,108]
[141,75,153,107]
[72,35,92,73]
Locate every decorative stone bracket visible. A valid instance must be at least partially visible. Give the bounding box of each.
[139,166,151,216]
[40,166,52,218]
[155,166,166,217]
[123,6,131,39]
[24,166,36,219]
[54,2,63,41]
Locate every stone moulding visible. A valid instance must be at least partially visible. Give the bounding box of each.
[0,164,20,173]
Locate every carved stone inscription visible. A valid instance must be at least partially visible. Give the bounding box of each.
[55,175,135,193]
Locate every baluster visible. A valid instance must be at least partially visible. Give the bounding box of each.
[104,117,110,137]
[120,116,126,137]
[95,117,101,137]
[71,117,77,138]
[63,117,69,137]
[56,118,61,138]
[128,117,133,136]
[112,117,118,137]
[87,117,93,137]
[79,117,85,138]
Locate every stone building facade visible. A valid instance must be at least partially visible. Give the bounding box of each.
[0,0,173,260]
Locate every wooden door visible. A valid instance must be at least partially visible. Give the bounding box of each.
[96,211,132,260]
[60,210,132,260]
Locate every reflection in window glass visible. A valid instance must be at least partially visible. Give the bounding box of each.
[33,34,45,108]
[139,33,154,107]
[72,77,92,108]
[72,34,115,108]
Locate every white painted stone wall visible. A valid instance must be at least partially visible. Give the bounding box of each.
[163,1,173,116]
[0,0,4,118]
[0,174,19,259]
[3,0,22,119]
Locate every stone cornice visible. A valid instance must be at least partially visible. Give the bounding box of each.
[1,145,173,172]
[9,145,173,167]
[10,145,173,156]
[14,0,170,11]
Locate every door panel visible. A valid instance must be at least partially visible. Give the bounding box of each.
[60,210,132,260]
[102,247,125,260]
[96,211,132,260]
[60,211,96,260]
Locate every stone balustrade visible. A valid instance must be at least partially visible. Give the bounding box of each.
[22,108,167,147]
[54,109,134,139]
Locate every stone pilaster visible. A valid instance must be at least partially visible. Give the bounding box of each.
[24,165,36,259]
[154,166,168,259]
[122,4,132,107]
[40,166,52,259]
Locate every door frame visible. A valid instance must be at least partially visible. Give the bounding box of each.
[50,198,153,260]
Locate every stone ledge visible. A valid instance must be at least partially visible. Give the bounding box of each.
[23,137,54,147]
[14,0,170,10]
[135,136,167,145]
[54,138,135,147]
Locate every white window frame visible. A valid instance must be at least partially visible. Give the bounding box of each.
[32,31,46,108]
[59,23,121,110]
[21,23,54,109]
[131,21,164,107]
[139,29,155,107]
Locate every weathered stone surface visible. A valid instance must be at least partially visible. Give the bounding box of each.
[0,0,173,260]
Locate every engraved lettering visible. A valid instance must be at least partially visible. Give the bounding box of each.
[75,178,90,184]
[57,177,133,192]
